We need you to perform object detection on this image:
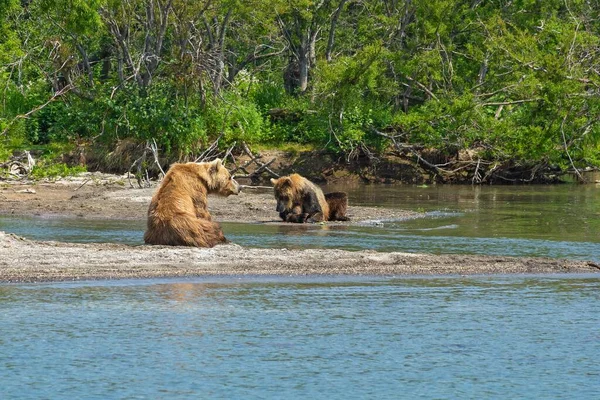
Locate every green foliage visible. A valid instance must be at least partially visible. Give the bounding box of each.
[30,162,86,179]
[106,84,210,154]
[0,119,27,161]
[0,0,599,177]
[39,0,103,36]
[205,83,268,145]
[0,2,21,65]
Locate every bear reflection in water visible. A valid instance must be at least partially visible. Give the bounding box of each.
[144,159,240,247]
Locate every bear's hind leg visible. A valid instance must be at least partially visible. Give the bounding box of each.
[190,219,227,247]
[153,216,226,247]
[324,192,349,221]
[306,212,326,223]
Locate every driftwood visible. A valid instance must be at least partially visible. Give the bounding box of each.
[0,151,36,180]
[229,141,279,183]
[195,134,223,162]
[128,139,166,188]
[136,139,280,186]
[239,185,273,190]
[367,125,585,184]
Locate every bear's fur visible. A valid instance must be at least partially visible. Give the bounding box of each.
[324,192,350,222]
[144,159,240,247]
[270,174,349,223]
[278,192,350,223]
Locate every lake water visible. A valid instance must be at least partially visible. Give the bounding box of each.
[1,276,599,399]
[1,184,599,261]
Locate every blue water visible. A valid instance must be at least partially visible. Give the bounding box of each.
[0,215,145,244]
[1,276,599,399]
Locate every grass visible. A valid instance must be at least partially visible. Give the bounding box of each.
[253,142,319,155]
[29,162,87,179]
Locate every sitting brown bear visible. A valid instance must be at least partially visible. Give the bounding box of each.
[144,159,240,247]
[270,174,349,223]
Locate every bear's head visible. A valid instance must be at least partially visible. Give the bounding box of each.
[204,158,240,196]
[270,176,296,213]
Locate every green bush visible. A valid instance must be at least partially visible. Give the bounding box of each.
[30,162,86,179]
[204,91,268,145]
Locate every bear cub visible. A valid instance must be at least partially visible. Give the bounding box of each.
[270,173,349,223]
[144,159,240,247]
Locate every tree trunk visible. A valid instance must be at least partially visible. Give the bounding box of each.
[326,0,347,62]
[298,35,309,93]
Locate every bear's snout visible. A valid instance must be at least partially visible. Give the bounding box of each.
[228,178,241,195]
[276,201,285,213]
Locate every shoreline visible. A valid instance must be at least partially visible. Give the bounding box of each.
[1,232,598,283]
[0,176,419,222]
[1,177,599,283]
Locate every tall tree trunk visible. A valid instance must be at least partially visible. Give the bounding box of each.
[101,0,172,92]
[214,10,231,95]
[74,42,94,87]
[298,34,309,93]
[203,10,231,96]
[326,0,347,62]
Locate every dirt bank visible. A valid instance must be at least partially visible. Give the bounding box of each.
[1,176,598,283]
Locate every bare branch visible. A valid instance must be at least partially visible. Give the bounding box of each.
[326,0,348,62]
[148,139,166,177]
[405,76,439,101]
[561,113,585,183]
[195,134,223,162]
[480,98,542,107]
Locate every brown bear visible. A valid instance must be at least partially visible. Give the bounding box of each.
[270,174,349,223]
[144,159,240,247]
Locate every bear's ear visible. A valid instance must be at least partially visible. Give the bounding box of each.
[210,158,223,173]
[270,178,278,185]
[280,177,292,187]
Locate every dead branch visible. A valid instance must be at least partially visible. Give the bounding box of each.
[252,157,277,176]
[229,142,280,181]
[195,134,223,162]
[128,151,150,188]
[127,138,165,188]
[241,142,279,178]
[148,139,166,177]
[222,141,236,166]
[480,98,542,107]
[472,159,482,184]
[239,184,273,190]
[74,178,91,192]
[561,114,585,183]
[405,76,439,101]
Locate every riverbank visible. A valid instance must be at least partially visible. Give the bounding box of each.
[1,177,599,282]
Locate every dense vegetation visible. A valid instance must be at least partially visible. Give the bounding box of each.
[1,0,599,182]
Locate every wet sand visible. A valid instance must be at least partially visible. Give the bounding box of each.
[1,176,598,282]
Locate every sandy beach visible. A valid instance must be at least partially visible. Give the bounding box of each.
[1,175,598,282]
